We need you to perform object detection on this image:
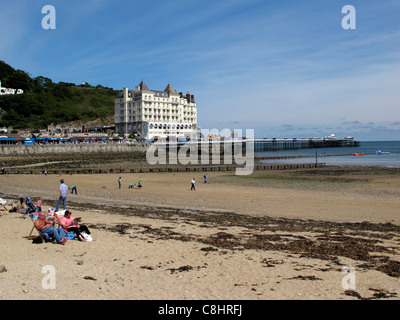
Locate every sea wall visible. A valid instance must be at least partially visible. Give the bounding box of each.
[0,143,149,156]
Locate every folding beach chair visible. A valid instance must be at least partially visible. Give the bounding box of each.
[55,211,75,240]
[0,198,8,211]
[54,210,66,229]
[27,212,54,242]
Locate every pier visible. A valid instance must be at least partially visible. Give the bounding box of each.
[252,137,359,153]
[0,136,359,156]
[157,137,359,156]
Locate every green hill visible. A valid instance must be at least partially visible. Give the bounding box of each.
[0,60,120,130]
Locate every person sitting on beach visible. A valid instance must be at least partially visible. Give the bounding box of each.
[9,197,25,213]
[137,179,142,188]
[59,210,91,242]
[128,183,135,189]
[35,212,68,245]
[36,197,43,212]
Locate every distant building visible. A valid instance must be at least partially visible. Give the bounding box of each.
[47,124,83,133]
[115,80,197,140]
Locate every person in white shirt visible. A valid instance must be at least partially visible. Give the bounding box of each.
[55,179,68,212]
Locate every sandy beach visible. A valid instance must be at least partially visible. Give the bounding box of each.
[1,166,400,300]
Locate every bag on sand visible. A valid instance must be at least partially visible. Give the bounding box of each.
[32,237,43,244]
[81,231,92,242]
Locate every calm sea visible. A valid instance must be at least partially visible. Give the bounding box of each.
[257,141,400,167]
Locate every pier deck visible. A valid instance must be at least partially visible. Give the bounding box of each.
[252,137,359,152]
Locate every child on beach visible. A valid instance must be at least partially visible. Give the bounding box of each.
[36,197,43,212]
[191,178,196,190]
[118,177,122,189]
[69,185,77,194]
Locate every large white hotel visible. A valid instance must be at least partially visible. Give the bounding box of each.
[115,80,197,141]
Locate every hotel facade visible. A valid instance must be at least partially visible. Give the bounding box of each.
[115,81,197,141]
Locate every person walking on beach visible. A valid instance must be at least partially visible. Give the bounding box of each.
[191,178,196,190]
[55,179,68,212]
[118,177,122,189]
[204,173,208,183]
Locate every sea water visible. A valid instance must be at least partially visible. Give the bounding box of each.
[257,141,400,168]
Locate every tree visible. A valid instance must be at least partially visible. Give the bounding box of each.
[30,76,54,93]
[3,70,31,92]
[0,60,15,81]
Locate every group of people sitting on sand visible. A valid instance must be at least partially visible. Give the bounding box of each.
[34,209,92,245]
[2,194,92,245]
[5,197,43,214]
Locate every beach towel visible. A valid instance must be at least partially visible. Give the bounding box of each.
[29,212,40,220]
[67,231,76,240]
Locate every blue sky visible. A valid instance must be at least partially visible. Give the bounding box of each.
[1,0,399,140]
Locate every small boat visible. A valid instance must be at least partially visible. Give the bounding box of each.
[353,152,364,156]
[376,150,390,155]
